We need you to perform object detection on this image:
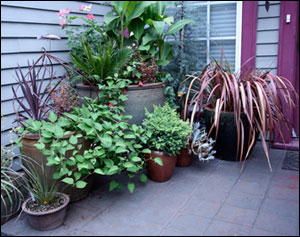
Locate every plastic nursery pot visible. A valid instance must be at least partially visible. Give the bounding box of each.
[177,148,193,167]
[145,150,177,182]
[22,192,70,231]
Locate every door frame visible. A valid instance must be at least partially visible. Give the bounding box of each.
[273,1,299,150]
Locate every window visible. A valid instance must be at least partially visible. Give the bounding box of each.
[166,1,242,72]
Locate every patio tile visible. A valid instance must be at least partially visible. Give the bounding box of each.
[232,178,270,196]
[204,174,238,192]
[260,198,299,219]
[180,199,222,219]
[204,220,252,236]
[250,228,287,236]
[167,214,212,236]
[225,191,264,210]
[254,212,299,236]
[266,183,299,201]
[193,186,229,203]
[215,204,258,226]
[159,227,195,236]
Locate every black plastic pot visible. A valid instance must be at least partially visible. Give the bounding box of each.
[203,108,258,161]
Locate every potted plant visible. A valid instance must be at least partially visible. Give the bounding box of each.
[20,157,70,231]
[142,103,191,182]
[183,57,298,170]
[177,122,216,167]
[1,127,27,224]
[12,52,92,202]
[58,2,194,124]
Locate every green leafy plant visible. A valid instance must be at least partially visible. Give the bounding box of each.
[142,103,191,156]
[105,1,194,69]
[15,77,150,194]
[183,58,298,170]
[70,37,132,85]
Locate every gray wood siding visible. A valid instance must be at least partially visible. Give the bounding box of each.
[1,1,111,148]
[256,1,281,74]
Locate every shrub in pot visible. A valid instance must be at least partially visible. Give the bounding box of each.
[183,57,298,170]
[142,103,191,182]
[20,157,69,231]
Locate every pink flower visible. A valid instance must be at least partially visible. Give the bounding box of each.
[59,20,67,26]
[78,5,85,11]
[138,81,144,86]
[108,103,114,108]
[123,89,126,95]
[86,13,95,20]
[118,27,129,38]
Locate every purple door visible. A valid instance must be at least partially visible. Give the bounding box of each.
[273,1,299,150]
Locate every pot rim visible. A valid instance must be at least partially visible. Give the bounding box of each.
[149,150,177,158]
[204,106,248,117]
[127,82,165,91]
[22,192,70,216]
[18,131,77,140]
[76,82,100,90]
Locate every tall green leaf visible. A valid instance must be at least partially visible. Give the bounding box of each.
[166,19,195,35]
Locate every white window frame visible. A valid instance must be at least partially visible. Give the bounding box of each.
[169,1,243,72]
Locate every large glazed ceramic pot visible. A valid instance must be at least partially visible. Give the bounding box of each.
[22,192,69,231]
[203,107,258,161]
[20,133,93,202]
[76,83,101,105]
[145,150,177,182]
[122,82,165,125]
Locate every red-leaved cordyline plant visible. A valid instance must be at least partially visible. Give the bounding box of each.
[12,49,63,126]
[183,57,298,171]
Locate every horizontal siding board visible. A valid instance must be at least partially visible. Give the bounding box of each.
[1,1,111,15]
[1,51,70,69]
[1,6,104,25]
[1,22,68,38]
[257,4,280,18]
[1,38,69,54]
[1,130,18,147]
[1,99,28,116]
[1,80,55,101]
[256,56,278,69]
[1,65,67,85]
[256,44,278,56]
[256,30,279,44]
[257,18,280,31]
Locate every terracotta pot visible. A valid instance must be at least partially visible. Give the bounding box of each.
[177,148,193,167]
[122,82,165,125]
[22,193,69,231]
[20,132,93,202]
[146,150,177,182]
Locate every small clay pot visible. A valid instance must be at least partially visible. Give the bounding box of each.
[22,193,70,231]
[146,150,177,182]
[177,148,193,167]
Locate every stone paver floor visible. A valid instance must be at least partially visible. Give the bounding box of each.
[2,142,299,236]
